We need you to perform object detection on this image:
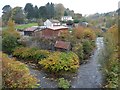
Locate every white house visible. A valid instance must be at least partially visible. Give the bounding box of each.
[44,19,60,27]
[61,16,73,21]
[81,22,89,27]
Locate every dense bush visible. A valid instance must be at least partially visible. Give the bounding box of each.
[103,25,119,88]
[39,52,79,73]
[58,78,70,89]
[72,43,84,63]
[13,47,50,62]
[2,19,20,39]
[66,20,74,25]
[82,39,94,59]
[62,26,96,63]
[1,52,39,88]
[2,29,20,54]
[2,35,20,54]
[95,29,103,37]
[83,28,96,40]
[73,19,80,23]
[2,19,21,54]
[73,26,84,39]
[18,36,32,47]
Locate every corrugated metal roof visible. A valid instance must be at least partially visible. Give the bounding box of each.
[24,27,38,31]
[47,26,68,30]
[54,41,71,50]
[50,19,60,23]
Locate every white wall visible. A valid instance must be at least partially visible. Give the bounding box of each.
[44,19,53,27]
[61,16,73,21]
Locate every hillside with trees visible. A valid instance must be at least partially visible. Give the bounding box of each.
[2,2,82,26]
[86,11,118,29]
[1,1,119,89]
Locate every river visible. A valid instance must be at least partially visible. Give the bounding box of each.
[27,37,104,88]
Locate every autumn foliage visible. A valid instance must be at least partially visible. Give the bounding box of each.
[39,52,79,73]
[2,18,20,39]
[73,26,96,41]
[1,52,39,88]
[83,28,96,40]
[2,19,20,54]
[103,24,119,88]
[74,26,84,39]
[13,47,50,62]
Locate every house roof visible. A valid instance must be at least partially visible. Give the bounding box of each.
[24,26,38,31]
[50,19,60,23]
[54,41,71,50]
[47,26,68,30]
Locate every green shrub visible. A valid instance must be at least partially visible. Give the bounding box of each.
[58,78,70,89]
[82,39,93,59]
[104,53,119,88]
[2,19,20,54]
[74,19,80,23]
[83,28,96,40]
[39,52,79,73]
[2,35,20,54]
[2,19,20,39]
[72,43,84,63]
[95,29,103,37]
[103,25,119,88]
[13,47,50,62]
[1,52,39,88]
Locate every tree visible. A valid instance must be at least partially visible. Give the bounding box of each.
[34,5,39,19]
[37,19,43,26]
[54,3,65,19]
[39,6,47,19]
[50,3,55,18]
[2,5,12,26]
[3,18,20,39]
[45,2,55,19]
[2,5,11,13]
[65,8,70,15]
[64,11,68,16]
[69,10,75,17]
[45,2,51,18]
[2,35,19,54]
[2,19,20,54]
[7,18,15,31]
[11,7,25,24]
[74,13,82,20]
[24,3,34,19]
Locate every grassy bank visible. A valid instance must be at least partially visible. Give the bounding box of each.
[2,23,38,31]
[15,23,38,30]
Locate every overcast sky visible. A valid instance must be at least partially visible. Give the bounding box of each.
[0,0,119,16]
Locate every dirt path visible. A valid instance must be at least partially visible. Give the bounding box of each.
[28,37,104,88]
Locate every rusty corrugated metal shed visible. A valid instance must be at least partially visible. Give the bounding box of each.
[54,41,71,50]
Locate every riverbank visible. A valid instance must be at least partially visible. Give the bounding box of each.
[26,37,104,88]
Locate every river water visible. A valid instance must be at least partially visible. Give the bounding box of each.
[71,37,104,88]
[27,37,104,88]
